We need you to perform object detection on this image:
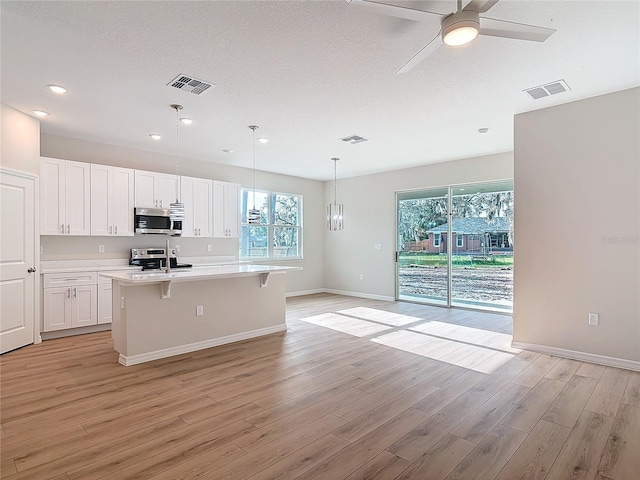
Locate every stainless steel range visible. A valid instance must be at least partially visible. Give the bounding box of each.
[129,248,192,271]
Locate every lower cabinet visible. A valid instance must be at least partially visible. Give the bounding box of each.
[43,284,97,331]
[97,280,113,325]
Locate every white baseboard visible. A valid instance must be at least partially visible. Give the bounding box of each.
[511,341,640,372]
[286,288,325,298]
[41,323,111,340]
[323,289,395,302]
[118,324,287,366]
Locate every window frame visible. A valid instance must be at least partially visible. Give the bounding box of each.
[456,234,464,248]
[433,234,441,247]
[240,188,303,261]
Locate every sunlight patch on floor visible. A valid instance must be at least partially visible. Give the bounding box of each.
[336,307,423,326]
[371,330,515,374]
[409,321,521,354]
[300,313,392,337]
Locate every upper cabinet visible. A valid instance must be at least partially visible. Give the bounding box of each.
[213,181,240,238]
[40,157,91,235]
[180,176,213,237]
[90,164,135,236]
[134,170,178,209]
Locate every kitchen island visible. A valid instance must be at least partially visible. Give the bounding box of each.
[100,265,301,366]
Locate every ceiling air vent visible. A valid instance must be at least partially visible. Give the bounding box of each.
[167,74,214,96]
[524,79,571,100]
[339,134,368,144]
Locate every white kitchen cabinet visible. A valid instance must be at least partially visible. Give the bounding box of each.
[134,170,178,209]
[43,272,98,332]
[91,165,135,236]
[40,157,91,235]
[213,181,240,238]
[97,282,112,325]
[180,176,213,237]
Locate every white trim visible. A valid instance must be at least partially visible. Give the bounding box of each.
[0,167,38,180]
[323,289,395,302]
[118,324,287,366]
[511,341,640,372]
[286,288,324,298]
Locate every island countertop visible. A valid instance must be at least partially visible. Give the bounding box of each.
[100,264,301,285]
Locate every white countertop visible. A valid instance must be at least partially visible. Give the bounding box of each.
[100,264,301,285]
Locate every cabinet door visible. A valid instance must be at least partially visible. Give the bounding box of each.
[157,174,178,209]
[134,170,157,208]
[71,284,97,328]
[180,176,196,237]
[40,157,65,235]
[212,181,226,238]
[112,167,135,236]
[65,161,91,235]
[90,164,112,236]
[196,179,213,237]
[225,183,241,237]
[97,282,112,325]
[43,287,72,331]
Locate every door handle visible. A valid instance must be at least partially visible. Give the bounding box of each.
[67,224,70,234]
[27,267,37,273]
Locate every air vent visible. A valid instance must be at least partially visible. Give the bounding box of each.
[524,79,571,100]
[167,74,214,96]
[339,135,368,144]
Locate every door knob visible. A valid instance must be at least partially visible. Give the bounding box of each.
[27,267,37,273]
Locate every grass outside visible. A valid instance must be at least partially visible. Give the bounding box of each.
[399,252,513,268]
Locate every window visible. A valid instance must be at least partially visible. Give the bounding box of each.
[433,234,441,247]
[456,234,464,247]
[240,189,302,259]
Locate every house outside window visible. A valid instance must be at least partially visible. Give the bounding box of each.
[433,234,441,248]
[240,189,302,259]
[457,234,464,247]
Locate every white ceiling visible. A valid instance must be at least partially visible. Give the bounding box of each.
[2,1,638,181]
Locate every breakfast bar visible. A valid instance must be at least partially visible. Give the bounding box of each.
[100,265,301,366]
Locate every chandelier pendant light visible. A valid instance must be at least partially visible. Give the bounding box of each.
[327,157,344,231]
[247,125,261,224]
[169,104,185,223]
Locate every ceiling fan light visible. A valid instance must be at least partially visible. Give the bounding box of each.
[441,11,480,46]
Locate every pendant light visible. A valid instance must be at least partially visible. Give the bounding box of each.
[169,104,185,224]
[247,125,261,224]
[327,157,344,231]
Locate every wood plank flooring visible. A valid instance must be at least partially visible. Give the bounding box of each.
[1,293,638,480]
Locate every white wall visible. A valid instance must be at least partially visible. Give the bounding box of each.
[323,152,514,299]
[40,134,324,295]
[1,104,40,175]
[514,87,640,364]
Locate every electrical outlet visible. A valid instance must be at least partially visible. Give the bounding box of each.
[359,273,364,281]
[588,313,599,325]
[175,244,180,252]
[207,244,212,252]
[98,245,105,253]
[374,244,382,251]
[196,305,204,316]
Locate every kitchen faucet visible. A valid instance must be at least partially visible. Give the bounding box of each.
[165,237,171,273]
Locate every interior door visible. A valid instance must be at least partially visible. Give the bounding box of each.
[0,170,37,354]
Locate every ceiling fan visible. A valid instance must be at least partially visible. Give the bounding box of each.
[347,0,556,73]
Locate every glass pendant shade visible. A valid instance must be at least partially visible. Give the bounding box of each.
[248,208,260,224]
[327,157,344,231]
[327,203,343,231]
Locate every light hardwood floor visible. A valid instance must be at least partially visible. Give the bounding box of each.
[1,294,638,480]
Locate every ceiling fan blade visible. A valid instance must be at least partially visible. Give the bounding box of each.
[463,0,500,14]
[396,32,442,74]
[347,0,443,22]
[479,17,556,42]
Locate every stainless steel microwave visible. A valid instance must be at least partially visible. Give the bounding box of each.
[134,207,182,236]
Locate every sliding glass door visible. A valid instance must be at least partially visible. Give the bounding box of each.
[396,181,514,313]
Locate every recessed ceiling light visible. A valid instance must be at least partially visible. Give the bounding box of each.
[47,84,67,94]
[149,134,162,141]
[222,149,234,153]
[478,127,489,134]
[33,110,49,117]
[179,117,193,125]
[257,138,268,144]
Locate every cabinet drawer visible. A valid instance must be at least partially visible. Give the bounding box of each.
[44,272,97,288]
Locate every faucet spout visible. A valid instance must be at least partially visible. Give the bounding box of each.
[165,238,171,273]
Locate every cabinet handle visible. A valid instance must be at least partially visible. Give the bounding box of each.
[61,224,65,234]
[115,225,118,235]
[67,224,70,234]
[73,287,77,298]
[109,226,112,234]
[160,200,163,207]
[67,288,71,298]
